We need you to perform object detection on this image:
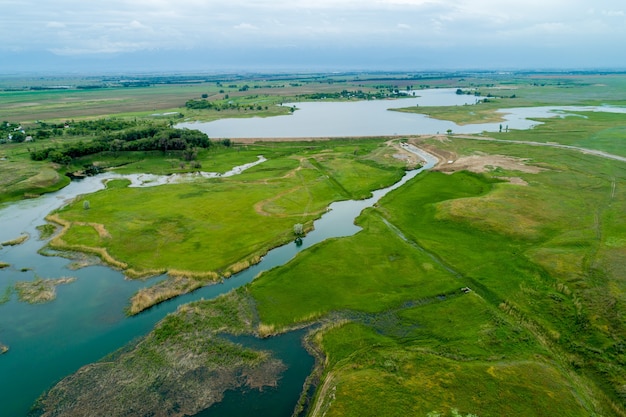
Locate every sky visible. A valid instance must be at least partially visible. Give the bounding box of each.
[2,0,626,73]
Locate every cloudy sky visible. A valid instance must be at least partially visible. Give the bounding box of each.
[2,0,626,73]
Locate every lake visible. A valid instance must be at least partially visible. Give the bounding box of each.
[177,89,626,139]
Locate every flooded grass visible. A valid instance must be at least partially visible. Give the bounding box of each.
[1,234,29,246]
[14,276,76,304]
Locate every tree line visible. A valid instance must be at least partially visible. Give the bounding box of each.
[29,124,213,165]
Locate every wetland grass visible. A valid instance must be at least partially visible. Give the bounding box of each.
[14,276,76,304]
[1,234,29,247]
[8,74,626,416]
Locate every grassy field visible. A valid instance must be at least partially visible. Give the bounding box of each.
[48,139,407,312]
[0,140,70,203]
[5,72,626,416]
[40,109,626,416]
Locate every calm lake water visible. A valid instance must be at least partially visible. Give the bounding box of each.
[1,87,625,416]
[177,89,626,139]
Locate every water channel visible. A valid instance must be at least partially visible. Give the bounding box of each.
[1,88,625,416]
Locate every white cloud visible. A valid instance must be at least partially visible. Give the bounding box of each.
[1,0,626,68]
[128,20,149,30]
[233,23,258,30]
[46,22,66,29]
[602,10,625,16]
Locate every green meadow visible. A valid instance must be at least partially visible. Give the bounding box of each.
[49,139,407,312]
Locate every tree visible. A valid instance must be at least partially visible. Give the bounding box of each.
[182,147,198,161]
[109,139,124,158]
[446,129,453,135]
[156,131,171,154]
[293,223,304,236]
[11,131,26,143]
[35,130,51,140]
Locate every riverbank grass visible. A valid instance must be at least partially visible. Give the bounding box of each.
[1,234,29,246]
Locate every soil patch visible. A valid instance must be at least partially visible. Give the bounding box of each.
[433,153,546,175]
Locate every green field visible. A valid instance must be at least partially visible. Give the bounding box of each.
[3,72,626,416]
[48,139,407,312]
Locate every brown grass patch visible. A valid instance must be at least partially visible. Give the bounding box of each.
[495,176,529,186]
[168,269,220,281]
[227,255,262,276]
[14,276,76,304]
[257,323,276,338]
[1,234,29,246]
[125,268,167,279]
[128,276,204,315]
[436,194,543,240]
[434,153,546,175]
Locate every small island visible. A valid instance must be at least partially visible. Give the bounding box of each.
[0,343,8,355]
[14,277,76,304]
[1,234,29,247]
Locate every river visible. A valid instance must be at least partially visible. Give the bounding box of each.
[0,141,434,416]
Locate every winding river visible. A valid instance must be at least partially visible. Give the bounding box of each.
[0,142,433,416]
[1,88,625,416]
